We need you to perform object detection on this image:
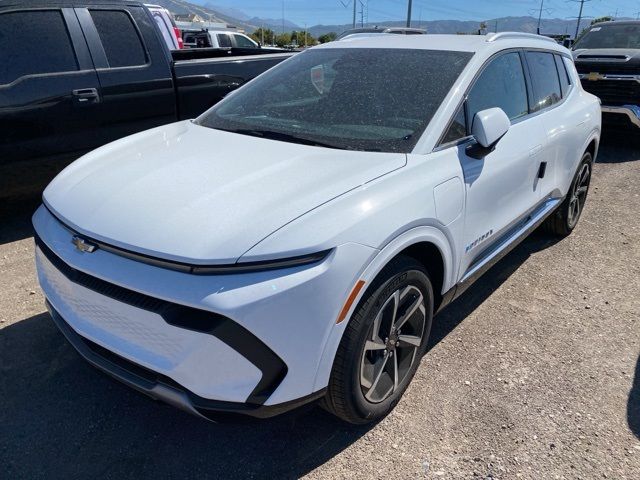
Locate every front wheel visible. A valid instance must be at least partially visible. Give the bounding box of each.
[323,256,434,424]
[542,151,592,236]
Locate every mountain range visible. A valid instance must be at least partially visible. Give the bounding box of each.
[151,0,617,37]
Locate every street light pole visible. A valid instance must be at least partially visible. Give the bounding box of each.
[406,0,413,27]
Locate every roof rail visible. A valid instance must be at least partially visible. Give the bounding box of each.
[486,32,558,44]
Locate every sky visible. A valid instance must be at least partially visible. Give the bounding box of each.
[207,0,640,26]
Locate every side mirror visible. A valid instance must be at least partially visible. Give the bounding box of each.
[472,107,510,148]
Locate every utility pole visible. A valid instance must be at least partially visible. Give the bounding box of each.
[571,0,590,41]
[406,0,413,28]
[495,19,498,33]
[537,0,544,34]
[282,0,285,35]
[359,1,364,27]
[353,0,356,28]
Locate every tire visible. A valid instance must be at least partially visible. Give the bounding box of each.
[323,255,434,424]
[542,151,593,237]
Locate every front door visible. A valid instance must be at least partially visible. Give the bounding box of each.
[455,51,547,279]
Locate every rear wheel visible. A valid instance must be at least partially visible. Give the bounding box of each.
[323,256,434,424]
[542,151,592,236]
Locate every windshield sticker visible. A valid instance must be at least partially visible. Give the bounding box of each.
[590,27,601,32]
[311,65,325,94]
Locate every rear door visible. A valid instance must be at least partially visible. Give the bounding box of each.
[524,51,583,196]
[0,8,101,169]
[75,5,176,146]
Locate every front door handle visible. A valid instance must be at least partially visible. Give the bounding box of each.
[72,88,100,104]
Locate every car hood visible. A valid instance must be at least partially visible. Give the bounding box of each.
[573,48,640,65]
[43,121,406,264]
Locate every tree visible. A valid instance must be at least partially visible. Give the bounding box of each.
[250,28,275,46]
[591,16,613,25]
[318,32,337,43]
[274,32,292,48]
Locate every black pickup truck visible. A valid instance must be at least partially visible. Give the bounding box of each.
[0,0,293,198]
[572,21,640,130]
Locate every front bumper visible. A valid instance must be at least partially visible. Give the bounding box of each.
[33,205,376,414]
[601,105,640,128]
[46,301,324,420]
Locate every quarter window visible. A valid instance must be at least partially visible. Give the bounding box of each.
[526,51,562,111]
[554,54,571,98]
[90,10,147,68]
[467,52,529,125]
[440,105,467,145]
[0,10,78,85]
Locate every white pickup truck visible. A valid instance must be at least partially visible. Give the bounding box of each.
[183,29,260,49]
[34,32,601,424]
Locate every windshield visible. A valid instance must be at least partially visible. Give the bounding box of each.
[196,48,472,153]
[574,24,640,49]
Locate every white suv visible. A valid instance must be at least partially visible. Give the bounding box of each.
[34,33,601,424]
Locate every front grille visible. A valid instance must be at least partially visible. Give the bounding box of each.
[580,79,640,105]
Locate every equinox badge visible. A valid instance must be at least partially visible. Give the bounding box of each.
[71,235,97,253]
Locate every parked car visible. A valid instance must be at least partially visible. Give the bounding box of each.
[0,0,293,198]
[572,21,640,129]
[337,26,426,40]
[145,4,183,50]
[183,29,260,49]
[34,32,600,424]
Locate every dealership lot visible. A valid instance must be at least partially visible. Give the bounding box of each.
[1,132,639,479]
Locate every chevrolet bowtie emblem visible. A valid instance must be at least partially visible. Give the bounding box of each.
[71,235,97,253]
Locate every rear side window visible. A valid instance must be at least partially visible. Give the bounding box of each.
[217,34,232,48]
[467,52,529,123]
[0,10,78,85]
[526,51,561,111]
[90,10,147,67]
[554,54,571,97]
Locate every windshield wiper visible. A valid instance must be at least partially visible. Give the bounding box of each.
[216,128,343,150]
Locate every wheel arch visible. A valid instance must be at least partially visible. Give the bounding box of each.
[312,226,456,392]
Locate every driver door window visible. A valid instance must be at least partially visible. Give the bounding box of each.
[440,52,529,147]
[467,52,529,124]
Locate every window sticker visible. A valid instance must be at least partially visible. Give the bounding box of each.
[311,65,325,94]
[590,27,601,32]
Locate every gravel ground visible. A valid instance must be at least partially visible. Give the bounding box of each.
[1,131,639,479]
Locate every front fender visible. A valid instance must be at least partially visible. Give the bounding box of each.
[312,225,455,393]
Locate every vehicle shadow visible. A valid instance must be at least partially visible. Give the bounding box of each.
[629,355,640,440]
[597,127,640,163]
[0,230,561,479]
[0,194,39,245]
[429,230,560,347]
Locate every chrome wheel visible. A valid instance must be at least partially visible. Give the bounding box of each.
[359,285,426,403]
[568,162,591,228]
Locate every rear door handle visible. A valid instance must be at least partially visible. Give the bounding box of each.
[72,88,100,104]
